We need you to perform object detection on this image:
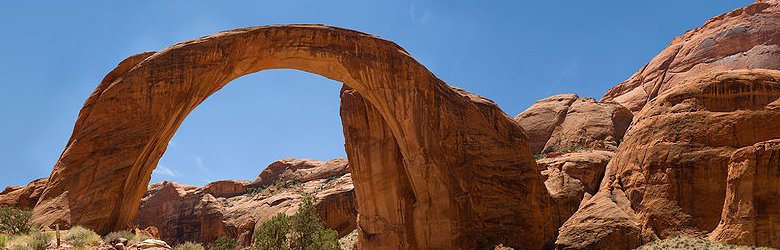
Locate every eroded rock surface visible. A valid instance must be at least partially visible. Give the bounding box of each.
[558,69,780,249]
[132,158,356,246]
[33,24,553,249]
[515,94,632,154]
[709,139,780,247]
[602,0,780,112]
[0,178,47,209]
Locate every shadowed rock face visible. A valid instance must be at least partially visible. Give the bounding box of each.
[557,69,780,249]
[602,0,780,112]
[132,158,356,246]
[31,25,553,249]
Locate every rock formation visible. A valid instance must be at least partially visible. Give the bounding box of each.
[32,25,553,249]
[709,139,780,247]
[602,0,780,112]
[557,69,780,249]
[515,94,633,154]
[247,158,349,189]
[0,178,47,209]
[133,158,356,246]
[537,151,613,227]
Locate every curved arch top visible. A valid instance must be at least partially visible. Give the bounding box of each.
[32,25,553,249]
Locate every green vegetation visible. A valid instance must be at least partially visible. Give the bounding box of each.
[64,226,100,248]
[0,233,6,248]
[247,178,303,197]
[253,194,339,250]
[610,194,617,203]
[173,241,205,250]
[103,230,137,245]
[0,206,33,235]
[6,229,50,250]
[533,153,546,160]
[637,236,776,250]
[211,236,238,250]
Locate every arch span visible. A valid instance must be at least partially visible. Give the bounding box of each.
[32,25,553,249]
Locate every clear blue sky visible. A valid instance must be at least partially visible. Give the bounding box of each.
[0,1,752,187]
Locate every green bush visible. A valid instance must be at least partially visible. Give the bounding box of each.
[173,241,205,250]
[211,236,238,250]
[254,213,290,250]
[64,226,100,248]
[0,233,6,248]
[27,231,49,250]
[253,194,339,250]
[0,206,33,235]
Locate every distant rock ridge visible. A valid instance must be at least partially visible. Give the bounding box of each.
[0,178,47,209]
[132,158,356,246]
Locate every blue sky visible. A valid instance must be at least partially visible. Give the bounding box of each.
[0,1,752,187]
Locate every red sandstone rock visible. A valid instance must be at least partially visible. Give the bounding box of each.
[602,0,780,112]
[247,158,348,189]
[516,94,632,154]
[558,69,780,249]
[709,139,780,247]
[32,25,553,249]
[0,178,47,209]
[132,158,356,246]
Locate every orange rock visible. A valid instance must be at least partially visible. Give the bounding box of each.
[32,25,553,249]
[603,1,780,112]
[516,95,632,154]
[709,139,780,247]
[247,158,348,189]
[0,178,47,209]
[537,151,613,227]
[132,158,356,245]
[559,69,780,249]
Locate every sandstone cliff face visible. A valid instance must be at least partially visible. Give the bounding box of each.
[247,158,348,189]
[558,69,780,249]
[515,94,633,154]
[132,158,356,246]
[0,178,47,209]
[33,24,553,249]
[537,151,613,227]
[602,0,780,112]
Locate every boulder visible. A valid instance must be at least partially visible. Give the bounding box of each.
[602,0,780,112]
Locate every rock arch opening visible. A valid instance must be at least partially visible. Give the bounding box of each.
[31,25,553,249]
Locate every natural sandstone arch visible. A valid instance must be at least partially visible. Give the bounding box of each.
[32,25,553,249]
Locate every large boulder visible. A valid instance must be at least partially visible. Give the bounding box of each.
[0,178,47,209]
[132,158,357,246]
[602,0,780,112]
[557,69,780,249]
[515,95,633,154]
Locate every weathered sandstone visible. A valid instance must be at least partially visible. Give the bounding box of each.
[247,158,348,189]
[515,94,632,154]
[558,69,780,249]
[603,0,780,112]
[33,25,553,249]
[133,158,356,246]
[0,178,47,209]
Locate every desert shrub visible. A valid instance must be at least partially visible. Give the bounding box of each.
[211,236,238,250]
[533,153,546,160]
[64,226,100,248]
[0,206,33,235]
[173,241,205,250]
[253,194,339,250]
[104,230,136,245]
[27,231,49,250]
[6,229,50,250]
[0,233,6,248]
[254,213,290,250]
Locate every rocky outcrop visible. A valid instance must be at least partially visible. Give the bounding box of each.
[132,158,356,246]
[515,94,633,154]
[557,69,780,249]
[709,139,780,247]
[537,151,613,227]
[0,178,47,209]
[247,158,348,189]
[602,0,780,112]
[33,24,553,249]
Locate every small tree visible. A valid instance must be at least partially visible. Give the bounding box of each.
[211,236,238,250]
[253,194,339,250]
[0,206,32,235]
